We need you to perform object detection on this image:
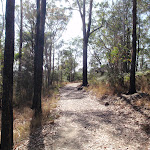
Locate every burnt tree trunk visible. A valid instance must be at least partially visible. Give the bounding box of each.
[1,0,15,149]
[32,0,46,114]
[129,0,137,94]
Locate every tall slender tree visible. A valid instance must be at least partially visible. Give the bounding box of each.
[19,0,23,73]
[76,0,93,86]
[1,0,15,149]
[32,0,46,114]
[76,0,103,86]
[16,0,23,100]
[129,0,137,94]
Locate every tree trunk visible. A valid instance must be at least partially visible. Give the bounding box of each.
[0,0,4,40]
[82,39,88,86]
[48,43,52,86]
[127,27,130,72]
[1,0,15,149]
[32,0,46,114]
[16,0,23,100]
[18,0,23,73]
[76,0,93,86]
[136,16,140,71]
[51,46,55,84]
[129,0,137,94]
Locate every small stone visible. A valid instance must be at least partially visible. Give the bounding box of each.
[105,102,109,106]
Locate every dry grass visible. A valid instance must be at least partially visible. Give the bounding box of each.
[89,70,150,98]
[86,83,113,98]
[134,97,150,109]
[0,84,62,145]
[87,81,126,98]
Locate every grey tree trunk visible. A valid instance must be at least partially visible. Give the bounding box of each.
[1,0,15,149]
[18,0,23,73]
[17,0,23,100]
[48,42,52,86]
[76,0,93,86]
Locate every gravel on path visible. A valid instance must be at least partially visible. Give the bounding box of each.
[15,83,150,150]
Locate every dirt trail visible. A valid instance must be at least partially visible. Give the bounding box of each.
[15,83,150,150]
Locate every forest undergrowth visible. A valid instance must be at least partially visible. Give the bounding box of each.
[87,70,150,109]
[0,83,65,145]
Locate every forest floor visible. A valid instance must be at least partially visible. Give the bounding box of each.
[14,83,150,150]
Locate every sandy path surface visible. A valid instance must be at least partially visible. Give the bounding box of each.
[15,83,150,150]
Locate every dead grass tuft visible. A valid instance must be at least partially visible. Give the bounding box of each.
[134,97,150,109]
[87,82,114,98]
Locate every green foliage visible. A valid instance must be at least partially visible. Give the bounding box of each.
[14,53,20,61]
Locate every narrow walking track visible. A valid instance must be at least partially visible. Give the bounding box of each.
[15,83,150,150]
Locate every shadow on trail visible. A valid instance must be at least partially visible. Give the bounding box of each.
[60,85,87,100]
[56,108,150,149]
[28,112,45,150]
[120,93,150,120]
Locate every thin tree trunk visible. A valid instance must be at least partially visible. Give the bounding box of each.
[0,0,4,40]
[136,16,140,71]
[127,27,130,72]
[18,0,23,73]
[129,0,137,94]
[48,43,52,86]
[1,0,15,149]
[17,0,23,100]
[51,45,55,84]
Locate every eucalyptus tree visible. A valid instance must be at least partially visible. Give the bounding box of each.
[0,0,5,84]
[129,0,137,94]
[1,0,15,149]
[60,48,78,82]
[14,1,36,103]
[76,0,104,86]
[44,1,70,86]
[0,0,4,41]
[65,0,103,86]
[32,0,46,113]
[16,0,23,101]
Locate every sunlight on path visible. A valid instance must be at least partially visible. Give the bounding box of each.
[15,83,150,150]
[45,83,150,150]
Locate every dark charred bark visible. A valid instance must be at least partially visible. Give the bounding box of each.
[82,39,88,86]
[129,0,137,94]
[32,0,46,114]
[1,0,15,149]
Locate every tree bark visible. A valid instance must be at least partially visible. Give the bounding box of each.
[76,0,93,86]
[1,0,15,149]
[129,0,137,94]
[17,0,23,100]
[32,0,46,114]
[19,0,23,73]
[48,42,52,86]
[51,45,55,84]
